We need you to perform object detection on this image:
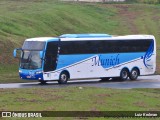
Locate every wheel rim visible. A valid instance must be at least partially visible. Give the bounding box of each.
[61,74,67,82]
[132,70,138,79]
[122,71,128,79]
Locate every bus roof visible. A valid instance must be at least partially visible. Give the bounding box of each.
[59,34,112,38]
[25,37,58,42]
[24,34,155,42]
[60,34,155,41]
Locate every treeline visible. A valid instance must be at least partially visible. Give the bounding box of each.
[126,0,160,4]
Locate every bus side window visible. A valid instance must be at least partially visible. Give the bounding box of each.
[44,42,58,72]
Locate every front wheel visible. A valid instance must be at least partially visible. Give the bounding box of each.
[129,68,139,80]
[39,80,47,84]
[58,72,69,84]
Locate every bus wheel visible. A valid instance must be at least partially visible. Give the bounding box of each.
[120,68,129,81]
[58,72,69,84]
[39,80,47,84]
[129,68,139,80]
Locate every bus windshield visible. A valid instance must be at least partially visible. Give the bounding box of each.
[22,41,45,50]
[20,51,42,69]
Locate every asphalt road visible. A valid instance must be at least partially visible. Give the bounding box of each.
[0,75,160,89]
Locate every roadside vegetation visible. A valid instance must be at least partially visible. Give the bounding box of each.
[126,0,160,4]
[0,87,160,119]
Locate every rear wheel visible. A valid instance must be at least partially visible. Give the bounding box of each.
[120,68,129,81]
[58,72,69,84]
[129,68,139,80]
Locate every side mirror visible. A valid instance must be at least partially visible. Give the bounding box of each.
[39,51,44,59]
[13,49,17,58]
[13,48,22,58]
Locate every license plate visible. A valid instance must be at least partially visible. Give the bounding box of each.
[26,76,31,78]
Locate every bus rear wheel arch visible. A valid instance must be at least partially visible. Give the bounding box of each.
[58,71,70,84]
[120,68,129,81]
[129,68,139,80]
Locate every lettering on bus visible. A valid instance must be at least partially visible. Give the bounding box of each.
[92,54,120,67]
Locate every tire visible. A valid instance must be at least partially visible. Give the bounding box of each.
[39,80,47,84]
[129,68,139,80]
[58,72,69,84]
[120,68,129,81]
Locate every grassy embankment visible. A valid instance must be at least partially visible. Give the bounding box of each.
[0,0,160,83]
[0,88,160,119]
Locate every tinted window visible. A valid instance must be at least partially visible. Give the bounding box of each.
[60,39,153,54]
[60,41,98,54]
[44,41,59,72]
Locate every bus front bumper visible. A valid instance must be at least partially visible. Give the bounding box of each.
[19,69,44,80]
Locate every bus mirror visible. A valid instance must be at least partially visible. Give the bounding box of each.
[13,49,17,58]
[13,48,22,58]
[39,51,43,59]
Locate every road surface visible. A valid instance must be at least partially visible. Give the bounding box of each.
[0,75,160,89]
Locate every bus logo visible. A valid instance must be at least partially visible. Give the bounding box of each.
[92,54,120,68]
[28,71,35,78]
[143,41,154,69]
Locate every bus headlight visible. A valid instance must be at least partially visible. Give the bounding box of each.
[35,71,43,74]
[19,70,22,73]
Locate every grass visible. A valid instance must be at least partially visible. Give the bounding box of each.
[0,87,160,119]
[0,64,21,83]
[0,87,159,111]
[0,0,118,39]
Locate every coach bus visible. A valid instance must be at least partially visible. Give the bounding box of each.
[13,34,156,84]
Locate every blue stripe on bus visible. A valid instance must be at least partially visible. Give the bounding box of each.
[56,52,145,69]
[56,54,95,69]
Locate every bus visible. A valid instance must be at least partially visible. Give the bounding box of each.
[13,34,156,84]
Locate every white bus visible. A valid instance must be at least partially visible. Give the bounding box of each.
[13,34,156,84]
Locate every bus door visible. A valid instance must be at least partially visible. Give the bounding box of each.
[44,41,59,72]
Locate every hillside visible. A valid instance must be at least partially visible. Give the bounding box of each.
[0,0,160,79]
